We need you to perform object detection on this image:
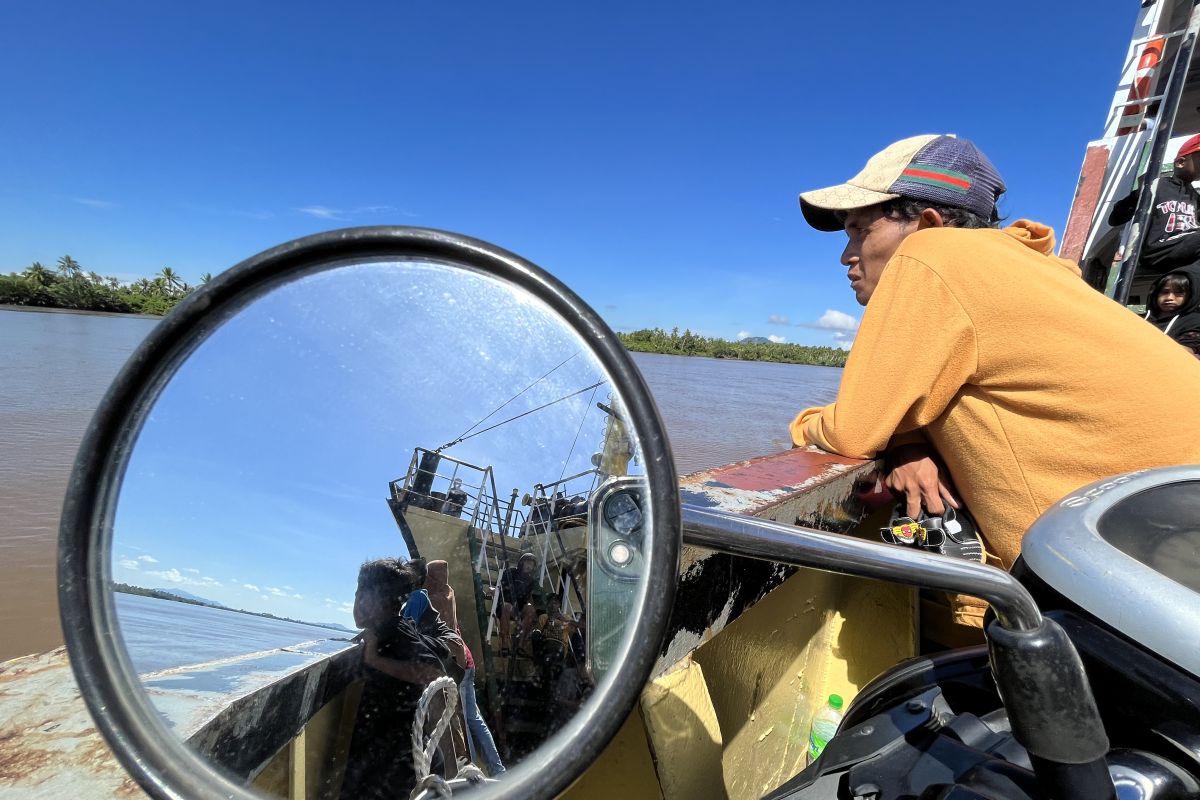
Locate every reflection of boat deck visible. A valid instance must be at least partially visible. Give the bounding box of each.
[4,447,909,799]
[387,446,599,763]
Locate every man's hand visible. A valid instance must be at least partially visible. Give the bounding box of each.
[885,444,960,518]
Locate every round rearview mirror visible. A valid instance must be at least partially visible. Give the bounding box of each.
[58,227,680,800]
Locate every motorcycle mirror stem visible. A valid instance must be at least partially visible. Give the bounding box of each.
[680,504,1117,800]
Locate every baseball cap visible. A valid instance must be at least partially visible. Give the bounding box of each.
[1178,133,1200,158]
[799,134,1007,232]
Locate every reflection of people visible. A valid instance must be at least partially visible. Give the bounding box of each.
[792,134,1200,645]
[498,553,544,654]
[1144,265,1200,356]
[426,560,506,777]
[403,558,465,769]
[1109,134,1200,274]
[342,558,445,800]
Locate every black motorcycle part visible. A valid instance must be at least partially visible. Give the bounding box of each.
[985,616,1115,799]
[763,687,1044,800]
[840,646,995,730]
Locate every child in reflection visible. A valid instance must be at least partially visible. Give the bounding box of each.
[340,558,447,800]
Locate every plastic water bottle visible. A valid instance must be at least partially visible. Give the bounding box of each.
[807,694,844,763]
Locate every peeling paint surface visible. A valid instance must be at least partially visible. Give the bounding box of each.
[0,647,142,798]
[657,449,882,677]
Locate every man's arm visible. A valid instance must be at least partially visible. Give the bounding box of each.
[790,253,977,460]
[1107,186,1140,227]
[361,628,444,684]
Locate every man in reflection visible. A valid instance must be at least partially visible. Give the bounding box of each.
[340,558,448,800]
[498,553,544,655]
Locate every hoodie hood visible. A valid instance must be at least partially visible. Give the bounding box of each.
[1003,220,1083,277]
[426,560,449,592]
[1147,264,1200,323]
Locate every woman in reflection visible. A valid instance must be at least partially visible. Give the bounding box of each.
[340,558,448,800]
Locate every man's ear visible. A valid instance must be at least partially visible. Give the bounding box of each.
[917,208,945,229]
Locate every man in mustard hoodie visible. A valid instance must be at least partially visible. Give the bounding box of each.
[792,134,1200,641]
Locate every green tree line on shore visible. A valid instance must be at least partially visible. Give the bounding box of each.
[0,255,211,316]
[618,327,848,367]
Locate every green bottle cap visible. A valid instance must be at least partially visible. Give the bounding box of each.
[828,694,843,710]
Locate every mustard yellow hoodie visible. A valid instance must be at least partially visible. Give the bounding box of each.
[792,220,1200,569]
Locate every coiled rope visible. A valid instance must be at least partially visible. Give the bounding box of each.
[409,676,488,799]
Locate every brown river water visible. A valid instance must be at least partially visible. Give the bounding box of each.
[0,307,842,662]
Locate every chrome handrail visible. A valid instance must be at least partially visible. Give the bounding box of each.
[680,504,1043,632]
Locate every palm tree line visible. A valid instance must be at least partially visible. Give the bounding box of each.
[618,327,848,367]
[0,256,213,316]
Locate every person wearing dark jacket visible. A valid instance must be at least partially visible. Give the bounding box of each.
[1145,264,1200,357]
[1109,133,1200,273]
[342,558,448,800]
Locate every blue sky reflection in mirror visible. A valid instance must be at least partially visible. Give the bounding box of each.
[110,260,635,627]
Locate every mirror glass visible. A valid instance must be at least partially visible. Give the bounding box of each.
[106,258,653,797]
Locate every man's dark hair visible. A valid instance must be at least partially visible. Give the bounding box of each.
[407,557,428,588]
[358,557,415,611]
[879,197,1001,229]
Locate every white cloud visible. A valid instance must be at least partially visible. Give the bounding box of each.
[812,310,859,332]
[118,558,139,569]
[736,330,751,341]
[767,334,787,344]
[293,593,304,600]
[296,205,346,221]
[243,583,260,592]
[295,204,396,222]
[184,568,200,574]
[73,197,118,210]
[146,568,221,588]
[137,555,158,563]
[147,568,186,584]
[798,309,861,349]
[767,314,790,326]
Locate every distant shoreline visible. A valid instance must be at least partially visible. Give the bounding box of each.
[114,584,355,635]
[0,304,161,321]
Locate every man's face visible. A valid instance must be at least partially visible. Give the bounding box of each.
[840,206,919,306]
[353,584,385,628]
[1174,153,1200,182]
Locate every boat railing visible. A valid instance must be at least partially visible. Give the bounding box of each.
[524,469,596,617]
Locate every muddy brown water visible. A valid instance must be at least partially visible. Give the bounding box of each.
[0,307,842,662]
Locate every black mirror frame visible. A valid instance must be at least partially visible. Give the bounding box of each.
[57,226,681,800]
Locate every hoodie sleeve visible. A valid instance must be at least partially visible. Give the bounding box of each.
[790,254,977,458]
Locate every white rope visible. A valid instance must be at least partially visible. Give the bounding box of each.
[410,676,459,800]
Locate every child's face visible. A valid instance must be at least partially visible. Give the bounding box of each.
[1158,283,1189,315]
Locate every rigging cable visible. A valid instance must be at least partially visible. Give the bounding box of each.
[444,352,579,446]
[556,383,602,485]
[436,379,605,451]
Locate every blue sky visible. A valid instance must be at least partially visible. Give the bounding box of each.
[111,262,630,625]
[1,2,1136,349]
